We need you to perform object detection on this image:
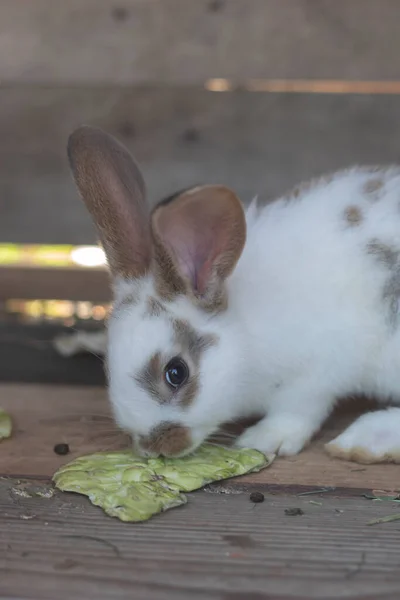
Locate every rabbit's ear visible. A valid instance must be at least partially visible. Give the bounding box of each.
[151,185,246,310]
[68,126,151,279]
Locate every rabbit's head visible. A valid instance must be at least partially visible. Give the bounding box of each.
[68,127,247,457]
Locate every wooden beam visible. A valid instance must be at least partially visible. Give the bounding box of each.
[0,266,110,301]
[2,88,400,243]
[1,0,400,84]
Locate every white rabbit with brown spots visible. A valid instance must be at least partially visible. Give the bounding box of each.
[68,126,400,464]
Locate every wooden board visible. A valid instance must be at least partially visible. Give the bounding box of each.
[2,478,400,599]
[3,89,400,243]
[0,383,399,492]
[0,266,110,301]
[1,0,400,84]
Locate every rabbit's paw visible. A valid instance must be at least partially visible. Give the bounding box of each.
[325,408,400,464]
[236,415,314,456]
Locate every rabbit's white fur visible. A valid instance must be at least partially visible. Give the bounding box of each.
[107,167,400,461]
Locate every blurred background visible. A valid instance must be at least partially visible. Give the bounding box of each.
[0,0,399,384]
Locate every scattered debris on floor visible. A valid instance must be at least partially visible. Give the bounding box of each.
[367,513,400,525]
[54,443,70,456]
[363,489,400,502]
[298,487,335,496]
[285,508,304,516]
[249,491,265,503]
[53,444,274,522]
[0,408,12,441]
[11,482,55,499]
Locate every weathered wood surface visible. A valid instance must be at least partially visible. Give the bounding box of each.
[0,267,110,302]
[0,383,398,492]
[3,89,400,243]
[1,0,400,84]
[2,478,400,599]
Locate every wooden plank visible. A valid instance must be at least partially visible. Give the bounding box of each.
[1,0,400,84]
[0,383,399,493]
[2,478,400,599]
[0,266,110,301]
[3,88,400,244]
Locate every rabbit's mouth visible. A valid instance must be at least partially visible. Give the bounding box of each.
[135,422,194,458]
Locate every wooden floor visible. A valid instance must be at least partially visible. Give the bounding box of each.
[1,383,400,599]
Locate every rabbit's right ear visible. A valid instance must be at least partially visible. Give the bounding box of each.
[67,126,151,279]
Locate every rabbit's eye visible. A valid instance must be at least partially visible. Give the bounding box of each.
[164,358,189,389]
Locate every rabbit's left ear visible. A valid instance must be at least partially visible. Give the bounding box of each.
[151,185,246,310]
[68,126,151,279]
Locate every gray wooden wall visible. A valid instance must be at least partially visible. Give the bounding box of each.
[1,0,400,245]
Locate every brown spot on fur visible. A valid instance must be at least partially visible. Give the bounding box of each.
[366,239,400,327]
[287,174,334,202]
[139,422,192,457]
[325,442,400,464]
[366,239,398,267]
[363,178,384,196]
[173,319,217,361]
[344,205,363,226]
[146,296,166,317]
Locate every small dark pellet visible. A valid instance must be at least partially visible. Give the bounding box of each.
[285,507,304,516]
[249,492,265,503]
[182,128,200,143]
[54,443,70,456]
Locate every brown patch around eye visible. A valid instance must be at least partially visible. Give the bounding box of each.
[140,422,192,457]
[172,319,217,407]
[134,352,166,401]
[134,320,216,407]
[344,205,363,227]
[363,177,384,199]
[180,375,199,407]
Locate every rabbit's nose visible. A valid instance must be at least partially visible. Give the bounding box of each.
[139,422,192,457]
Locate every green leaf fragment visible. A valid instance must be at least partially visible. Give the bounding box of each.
[367,513,400,526]
[0,409,12,441]
[53,444,272,522]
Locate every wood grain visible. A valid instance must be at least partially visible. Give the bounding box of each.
[0,383,398,492]
[1,0,400,84]
[0,266,110,301]
[3,89,400,243]
[2,477,400,599]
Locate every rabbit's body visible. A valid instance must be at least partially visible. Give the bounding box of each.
[68,126,400,464]
[226,167,400,457]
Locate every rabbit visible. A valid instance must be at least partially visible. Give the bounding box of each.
[67,125,400,463]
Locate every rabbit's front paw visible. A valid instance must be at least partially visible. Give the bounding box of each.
[235,415,314,456]
[325,408,400,464]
